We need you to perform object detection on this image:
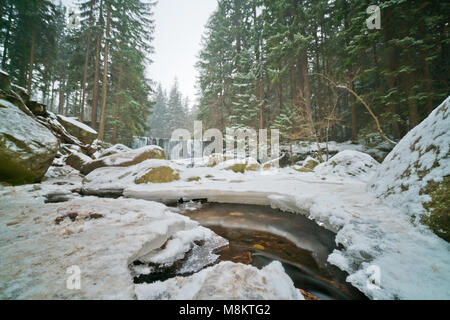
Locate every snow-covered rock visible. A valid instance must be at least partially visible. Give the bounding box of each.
[81,145,166,175]
[82,159,182,194]
[65,149,93,171]
[0,99,58,185]
[216,157,261,173]
[0,194,226,299]
[97,144,131,158]
[369,96,450,242]
[57,115,98,145]
[135,261,304,300]
[315,150,379,183]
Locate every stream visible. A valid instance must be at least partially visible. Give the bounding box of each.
[176,202,368,300]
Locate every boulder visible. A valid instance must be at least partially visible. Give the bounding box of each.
[135,166,180,184]
[0,70,10,92]
[217,157,261,173]
[57,114,98,145]
[81,145,166,175]
[369,96,450,242]
[26,100,47,117]
[315,150,379,182]
[65,149,93,171]
[0,99,58,185]
[294,156,320,173]
[97,144,131,158]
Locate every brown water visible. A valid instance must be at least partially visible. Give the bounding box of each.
[177,202,367,300]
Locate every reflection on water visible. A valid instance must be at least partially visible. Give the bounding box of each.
[178,202,367,300]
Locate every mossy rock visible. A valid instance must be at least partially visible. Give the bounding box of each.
[303,159,319,170]
[420,176,450,242]
[0,99,58,185]
[245,163,261,171]
[294,167,314,173]
[226,163,247,173]
[81,147,166,175]
[135,166,180,184]
[187,176,201,182]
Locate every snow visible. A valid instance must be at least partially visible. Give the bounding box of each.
[98,165,449,299]
[315,150,379,183]
[0,99,58,156]
[101,145,165,166]
[135,261,304,300]
[97,144,131,159]
[57,114,98,135]
[0,186,226,299]
[369,96,450,220]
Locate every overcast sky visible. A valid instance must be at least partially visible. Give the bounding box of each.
[149,0,217,103]
[57,0,217,103]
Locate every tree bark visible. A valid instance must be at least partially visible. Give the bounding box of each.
[91,1,103,130]
[80,0,95,122]
[1,5,13,69]
[27,29,36,95]
[98,5,110,141]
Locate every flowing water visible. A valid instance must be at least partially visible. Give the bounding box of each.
[177,202,367,300]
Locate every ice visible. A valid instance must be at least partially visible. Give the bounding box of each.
[135,261,305,300]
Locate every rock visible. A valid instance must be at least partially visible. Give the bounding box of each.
[369,96,450,242]
[217,158,261,173]
[97,144,131,158]
[0,70,10,92]
[303,156,319,170]
[315,150,379,183]
[11,84,30,104]
[0,99,58,185]
[65,149,93,171]
[26,100,47,117]
[57,115,98,145]
[135,166,180,184]
[294,156,319,173]
[81,145,166,175]
[88,139,112,158]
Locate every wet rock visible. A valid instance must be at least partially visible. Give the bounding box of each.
[0,99,58,185]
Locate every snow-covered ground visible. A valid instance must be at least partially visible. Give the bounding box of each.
[80,156,450,300]
[0,176,302,300]
[1,143,449,300]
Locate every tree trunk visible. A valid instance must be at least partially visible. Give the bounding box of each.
[98,5,111,141]
[112,64,123,145]
[58,79,65,115]
[1,5,13,69]
[80,0,95,122]
[91,1,104,130]
[27,29,36,95]
[350,81,358,142]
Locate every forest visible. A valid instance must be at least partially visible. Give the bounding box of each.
[1,0,448,147]
[196,0,449,147]
[1,0,155,145]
